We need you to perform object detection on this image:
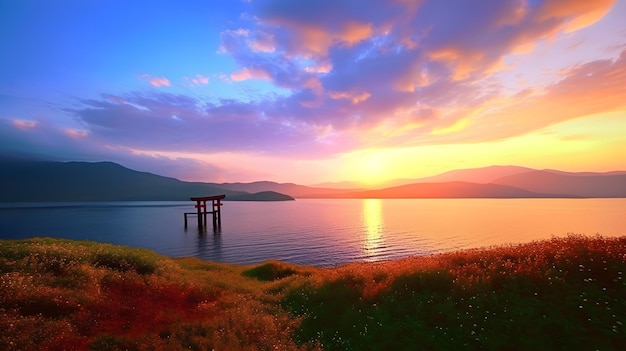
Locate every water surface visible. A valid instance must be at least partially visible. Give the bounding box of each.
[1,199,624,267]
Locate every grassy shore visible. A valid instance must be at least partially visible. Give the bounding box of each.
[1,235,625,350]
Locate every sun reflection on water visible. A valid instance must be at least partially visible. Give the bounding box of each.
[362,199,384,258]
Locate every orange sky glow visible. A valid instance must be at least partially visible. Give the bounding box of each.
[1,0,625,185]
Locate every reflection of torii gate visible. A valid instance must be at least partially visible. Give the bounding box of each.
[184,195,225,229]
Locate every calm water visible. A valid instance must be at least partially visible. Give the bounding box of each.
[0,199,624,267]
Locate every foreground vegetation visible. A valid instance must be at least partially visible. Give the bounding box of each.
[1,235,625,350]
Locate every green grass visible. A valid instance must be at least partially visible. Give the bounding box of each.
[1,235,625,350]
[284,235,626,350]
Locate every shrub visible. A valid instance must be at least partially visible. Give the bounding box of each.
[242,261,309,281]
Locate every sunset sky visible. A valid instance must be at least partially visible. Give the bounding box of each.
[1,0,625,185]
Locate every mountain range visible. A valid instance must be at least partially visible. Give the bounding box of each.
[1,160,624,202]
[0,160,291,202]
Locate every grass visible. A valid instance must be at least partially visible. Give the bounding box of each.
[1,235,625,350]
[0,238,302,350]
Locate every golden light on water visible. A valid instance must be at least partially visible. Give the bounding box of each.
[363,199,384,256]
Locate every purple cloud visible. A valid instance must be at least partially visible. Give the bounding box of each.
[216,0,618,138]
[65,91,352,158]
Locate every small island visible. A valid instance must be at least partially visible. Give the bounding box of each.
[224,191,295,201]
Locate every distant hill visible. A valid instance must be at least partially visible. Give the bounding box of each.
[382,165,535,187]
[318,166,625,198]
[301,181,574,199]
[0,160,246,202]
[491,170,626,198]
[2,160,624,201]
[543,169,626,177]
[225,191,295,201]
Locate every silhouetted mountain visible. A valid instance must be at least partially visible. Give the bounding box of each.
[303,181,575,199]
[332,166,625,198]
[543,169,626,176]
[0,160,245,201]
[225,191,295,201]
[382,165,536,187]
[3,160,624,201]
[491,170,626,198]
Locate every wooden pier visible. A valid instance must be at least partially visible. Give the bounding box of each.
[184,195,225,229]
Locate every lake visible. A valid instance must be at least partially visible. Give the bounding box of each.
[0,199,624,267]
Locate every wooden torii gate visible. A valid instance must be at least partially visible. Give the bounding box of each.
[184,195,225,229]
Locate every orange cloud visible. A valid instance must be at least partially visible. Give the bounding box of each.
[230,67,272,81]
[429,49,490,81]
[338,21,373,46]
[305,61,332,74]
[536,0,615,33]
[446,51,626,144]
[278,20,374,56]
[65,129,89,138]
[149,77,170,87]
[12,119,38,130]
[504,0,614,56]
[423,0,615,81]
[394,66,435,92]
[298,26,333,56]
[140,74,170,87]
[329,90,371,104]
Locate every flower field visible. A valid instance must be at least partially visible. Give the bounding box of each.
[1,235,625,350]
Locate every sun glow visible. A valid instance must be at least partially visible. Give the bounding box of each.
[344,149,394,185]
[335,110,626,185]
[363,199,384,257]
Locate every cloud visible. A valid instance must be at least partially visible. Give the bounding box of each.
[535,0,615,33]
[255,0,612,82]
[64,47,625,161]
[328,90,371,104]
[247,31,276,53]
[420,49,626,144]
[211,0,620,142]
[3,0,623,180]
[139,74,171,87]
[11,119,38,130]
[253,0,403,57]
[184,74,210,86]
[230,67,272,81]
[65,128,89,139]
[65,91,351,158]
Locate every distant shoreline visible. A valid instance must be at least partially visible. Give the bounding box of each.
[3,160,625,201]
